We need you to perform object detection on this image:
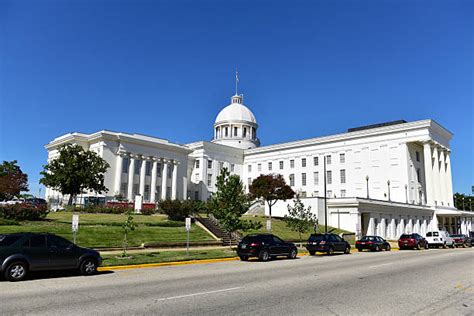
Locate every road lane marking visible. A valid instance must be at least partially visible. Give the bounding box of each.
[156,287,243,302]
[368,262,393,268]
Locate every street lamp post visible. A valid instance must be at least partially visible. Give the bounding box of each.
[323,155,328,233]
[366,175,369,199]
[462,197,465,210]
[404,184,408,203]
[387,180,391,201]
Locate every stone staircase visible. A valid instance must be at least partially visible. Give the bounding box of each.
[195,214,241,246]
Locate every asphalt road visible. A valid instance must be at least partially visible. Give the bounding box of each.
[1,248,473,315]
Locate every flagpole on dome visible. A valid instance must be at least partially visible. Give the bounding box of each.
[235,67,239,96]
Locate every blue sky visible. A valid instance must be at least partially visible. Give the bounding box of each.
[0,0,472,196]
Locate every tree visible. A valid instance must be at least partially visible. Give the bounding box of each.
[40,144,110,205]
[284,195,318,243]
[454,193,473,211]
[249,174,295,231]
[208,168,261,247]
[121,209,136,257]
[0,160,29,201]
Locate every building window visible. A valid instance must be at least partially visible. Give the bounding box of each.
[416,168,421,182]
[145,161,151,176]
[290,160,295,168]
[302,173,306,186]
[234,127,238,137]
[313,172,319,185]
[252,127,256,139]
[301,191,307,198]
[340,189,346,197]
[120,182,127,196]
[327,170,332,184]
[243,127,247,138]
[157,163,162,177]
[230,164,235,172]
[416,151,420,162]
[340,153,345,163]
[195,159,200,168]
[194,191,199,200]
[258,163,262,172]
[313,156,319,166]
[207,174,212,186]
[133,184,139,196]
[167,167,172,179]
[248,164,252,172]
[122,157,129,173]
[302,158,306,167]
[219,162,224,170]
[289,174,295,186]
[326,155,332,165]
[327,190,332,197]
[340,169,346,184]
[313,191,319,197]
[144,185,150,201]
[166,187,171,199]
[268,162,272,171]
[208,159,212,169]
[156,186,161,196]
[194,173,200,182]
[279,161,284,169]
[248,177,252,186]
[225,127,228,137]
[134,160,140,175]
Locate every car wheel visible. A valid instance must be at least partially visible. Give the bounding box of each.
[415,243,420,250]
[259,249,270,262]
[288,249,297,259]
[239,255,249,261]
[344,246,350,254]
[375,245,380,252]
[80,258,98,276]
[327,247,334,255]
[424,242,429,249]
[358,248,363,252]
[5,261,28,282]
[443,243,447,249]
[386,245,391,251]
[309,251,316,256]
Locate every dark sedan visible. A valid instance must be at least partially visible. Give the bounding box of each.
[0,233,102,281]
[398,233,428,250]
[450,234,472,248]
[237,234,297,261]
[305,233,351,255]
[355,236,391,252]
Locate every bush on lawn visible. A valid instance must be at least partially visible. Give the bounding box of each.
[158,199,203,221]
[81,205,133,214]
[0,203,49,221]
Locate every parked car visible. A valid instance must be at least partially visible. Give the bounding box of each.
[425,231,455,248]
[236,234,297,261]
[0,233,102,281]
[25,198,47,206]
[305,233,351,255]
[450,234,472,248]
[398,233,429,250]
[355,236,391,252]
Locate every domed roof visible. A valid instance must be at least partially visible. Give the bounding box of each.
[214,95,257,125]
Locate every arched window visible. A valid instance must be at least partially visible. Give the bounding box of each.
[243,127,247,138]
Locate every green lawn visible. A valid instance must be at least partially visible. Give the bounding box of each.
[101,249,237,266]
[0,212,214,248]
[242,216,350,242]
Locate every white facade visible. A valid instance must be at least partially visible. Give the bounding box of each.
[44,91,473,237]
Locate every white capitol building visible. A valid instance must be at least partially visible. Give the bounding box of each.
[45,88,473,238]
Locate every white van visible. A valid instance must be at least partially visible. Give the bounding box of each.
[425,231,455,248]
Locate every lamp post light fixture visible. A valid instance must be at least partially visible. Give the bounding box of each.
[404,184,408,203]
[366,175,369,199]
[387,180,391,201]
[462,197,465,210]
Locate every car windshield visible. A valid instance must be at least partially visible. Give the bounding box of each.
[400,234,414,239]
[308,235,326,242]
[360,236,376,241]
[0,235,22,247]
[450,235,463,238]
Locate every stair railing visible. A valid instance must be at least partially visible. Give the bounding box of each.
[208,213,242,241]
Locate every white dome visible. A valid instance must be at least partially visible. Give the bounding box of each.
[214,96,257,125]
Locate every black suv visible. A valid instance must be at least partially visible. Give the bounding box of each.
[305,233,351,255]
[0,233,102,281]
[237,234,297,261]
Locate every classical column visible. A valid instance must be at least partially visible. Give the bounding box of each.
[445,152,454,207]
[139,157,146,198]
[171,161,178,200]
[114,154,124,195]
[438,150,446,206]
[127,156,136,201]
[161,159,168,200]
[423,142,434,206]
[150,159,158,203]
[432,146,441,206]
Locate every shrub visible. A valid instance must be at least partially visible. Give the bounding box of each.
[158,200,202,221]
[0,203,49,221]
[81,205,133,214]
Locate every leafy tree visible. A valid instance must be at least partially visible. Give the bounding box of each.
[40,144,110,205]
[454,193,473,211]
[121,209,136,257]
[0,160,29,201]
[284,195,318,243]
[208,168,261,247]
[249,174,295,231]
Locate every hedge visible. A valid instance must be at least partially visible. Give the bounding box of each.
[0,203,49,221]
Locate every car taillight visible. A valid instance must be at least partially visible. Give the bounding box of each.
[249,243,260,247]
[319,241,326,245]
[367,241,374,245]
[355,241,360,244]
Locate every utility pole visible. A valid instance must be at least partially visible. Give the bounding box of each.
[323,155,328,233]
